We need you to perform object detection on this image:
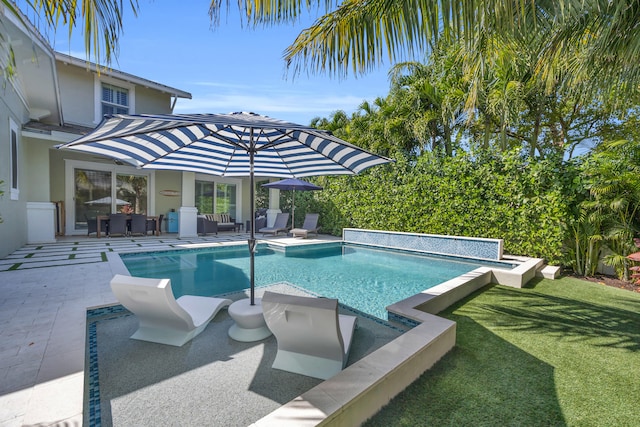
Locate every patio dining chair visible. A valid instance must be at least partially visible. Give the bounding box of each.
[146,214,163,235]
[85,214,98,236]
[108,213,128,237]
[129,214,147,236]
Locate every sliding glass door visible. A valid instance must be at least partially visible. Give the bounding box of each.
[75,169,112,231]
[69,161,151,234]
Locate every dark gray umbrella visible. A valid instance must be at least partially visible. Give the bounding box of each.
[262,178,323,227]
[56,112,392,304]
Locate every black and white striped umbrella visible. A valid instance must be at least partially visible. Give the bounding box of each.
[57,111,392,304]
[60,112,390,177]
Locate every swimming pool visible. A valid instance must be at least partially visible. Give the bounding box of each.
[120,243,512,319]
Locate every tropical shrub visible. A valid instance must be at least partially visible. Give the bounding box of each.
[577,141,640,280]
[298,150,576,264]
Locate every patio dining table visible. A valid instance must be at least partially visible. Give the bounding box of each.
[96,215,160,238]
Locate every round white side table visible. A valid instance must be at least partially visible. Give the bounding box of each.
[227,298,272,342]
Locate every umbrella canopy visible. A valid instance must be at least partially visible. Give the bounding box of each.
[57,111,392,304]
[262,178,323,192]
[85,196,130,205]
[262,178,323,227]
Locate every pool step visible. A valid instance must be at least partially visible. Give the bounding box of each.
[536,264,561,280]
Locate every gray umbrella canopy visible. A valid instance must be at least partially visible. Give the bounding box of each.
[262,178,323,226]
[57,111,392,304]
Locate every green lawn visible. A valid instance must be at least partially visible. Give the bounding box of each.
[365,277,640,426]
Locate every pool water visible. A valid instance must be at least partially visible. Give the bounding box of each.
[121,243,496,319]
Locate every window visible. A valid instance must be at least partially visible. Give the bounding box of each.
[95,77,135,123]
[101,83,129,115]
[9,118,19,200]
[195,179,238,218]
[215,183,237,217]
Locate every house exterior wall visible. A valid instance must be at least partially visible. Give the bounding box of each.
[50,61,189,235]
[23,137,53,202]
[1,7,192,251]
[135,86,172,114]
[57,63,95,126]
[57,61,176,127]
[0,83,31,258]
[155,171,183,220]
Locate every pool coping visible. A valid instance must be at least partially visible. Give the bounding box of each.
[105,240,543,426]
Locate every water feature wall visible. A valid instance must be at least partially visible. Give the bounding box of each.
[342,228,504,261]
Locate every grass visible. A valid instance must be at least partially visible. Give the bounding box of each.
[365,277,640,426]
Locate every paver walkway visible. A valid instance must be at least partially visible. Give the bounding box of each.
[0,233,255,272]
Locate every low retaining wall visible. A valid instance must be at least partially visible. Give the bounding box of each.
[343,228,504,260]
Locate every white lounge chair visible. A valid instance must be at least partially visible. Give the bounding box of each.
[261,291,358,380]
[259,212,290,236]
[110,274,232,346]
[290,213,320,238]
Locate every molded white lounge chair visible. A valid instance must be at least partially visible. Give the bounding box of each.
[259,212,290,236]
[290,213,320,238]
[110,274,232,346]
[261,291,358,380]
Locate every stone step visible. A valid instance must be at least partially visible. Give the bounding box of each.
[536,264,561,279]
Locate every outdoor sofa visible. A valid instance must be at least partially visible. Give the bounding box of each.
[197,213,237,235]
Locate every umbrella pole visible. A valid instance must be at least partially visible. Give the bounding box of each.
[249,139,256,305]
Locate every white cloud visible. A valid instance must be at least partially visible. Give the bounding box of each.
[173,85,373,123]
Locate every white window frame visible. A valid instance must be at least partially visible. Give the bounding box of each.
[64,159,155,235]
[9,118,19,200]
[94,75,136,124]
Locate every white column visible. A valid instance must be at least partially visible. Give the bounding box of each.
[27,202,57,243]
[266,188,281,227]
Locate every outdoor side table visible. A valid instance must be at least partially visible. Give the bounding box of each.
[228,298,272,342]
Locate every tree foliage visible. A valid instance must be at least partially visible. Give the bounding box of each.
[295,151,577,265]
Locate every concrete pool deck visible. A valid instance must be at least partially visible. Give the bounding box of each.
[0,231,543,426]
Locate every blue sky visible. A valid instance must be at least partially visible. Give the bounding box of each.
[20,1,394,125]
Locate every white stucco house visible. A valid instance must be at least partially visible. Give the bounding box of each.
[0,5,273,259]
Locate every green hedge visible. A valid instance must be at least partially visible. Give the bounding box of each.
[295,151,578,265]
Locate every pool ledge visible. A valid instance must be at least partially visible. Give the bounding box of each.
[255,256,543,426]
[253,314,456,427]
[389,256,544,320]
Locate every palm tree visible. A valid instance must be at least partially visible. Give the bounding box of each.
[581,140,640,280]
[207,1,640,99]
[13,0,139,68]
